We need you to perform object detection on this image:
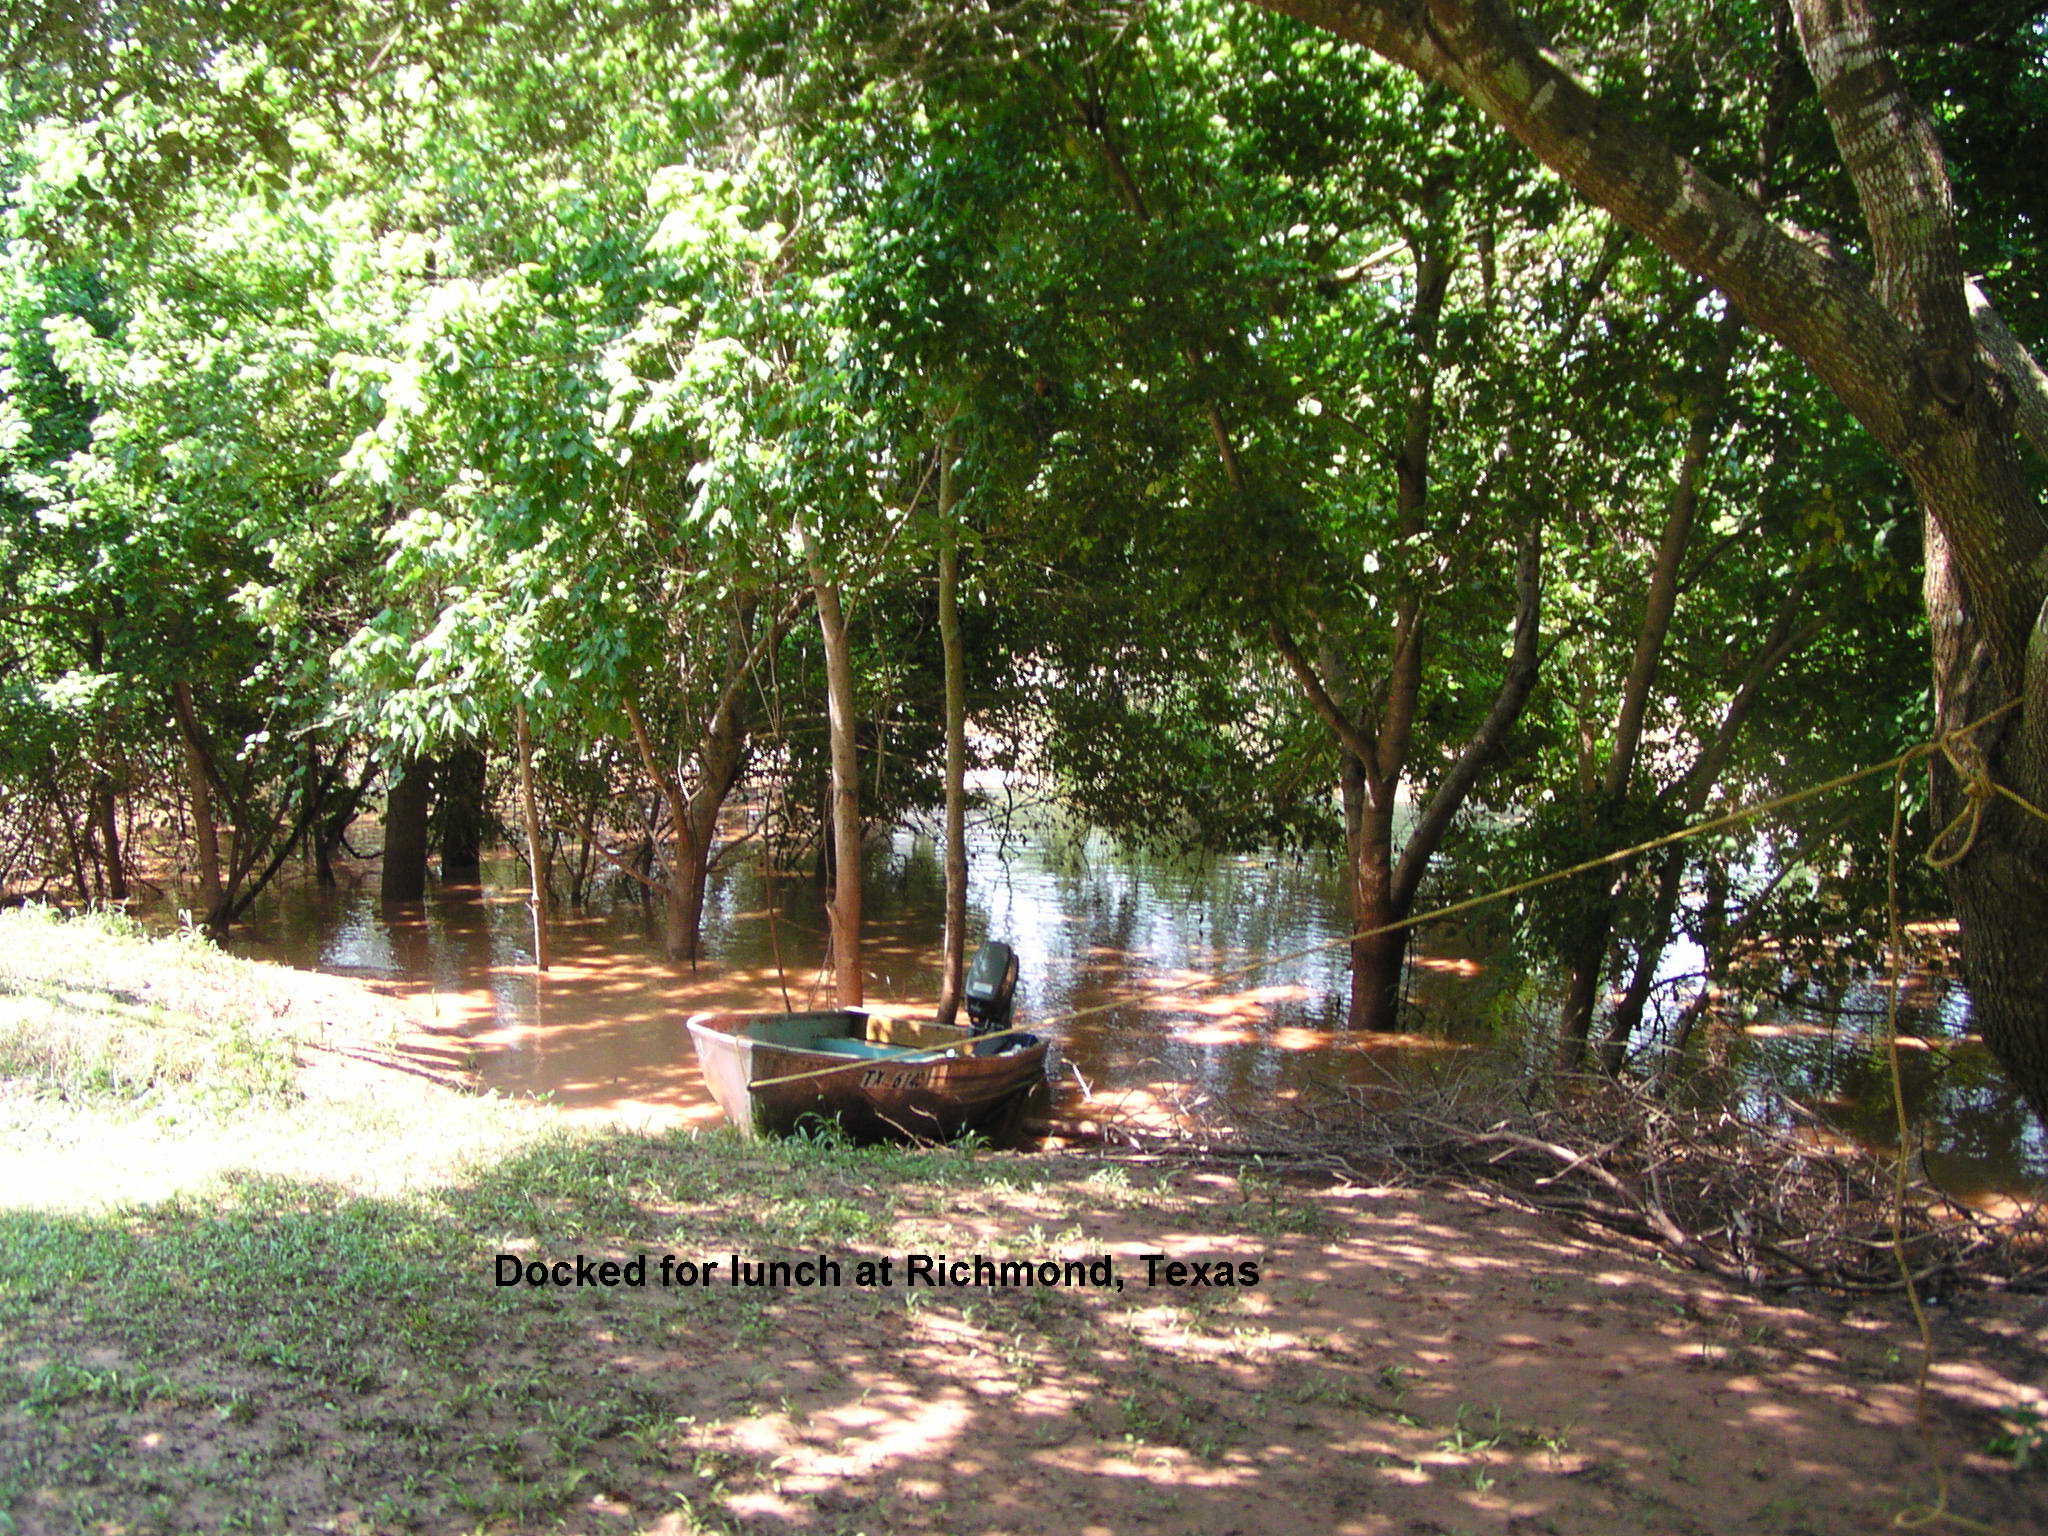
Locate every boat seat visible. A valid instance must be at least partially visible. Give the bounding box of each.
[804,1037,950,1062]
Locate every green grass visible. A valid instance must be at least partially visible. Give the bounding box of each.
[0,907,298,1107]
[0,911,1359,1535]
[0,1121,1126,1533]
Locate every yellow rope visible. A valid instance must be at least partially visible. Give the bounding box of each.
[1924,707,2048,868]
[1885,760,2007,1534]
[752,698,2023,1093]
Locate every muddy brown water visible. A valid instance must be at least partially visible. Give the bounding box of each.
[210,829,2044,1197]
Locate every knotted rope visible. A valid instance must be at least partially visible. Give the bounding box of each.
[1924,698,2048,868]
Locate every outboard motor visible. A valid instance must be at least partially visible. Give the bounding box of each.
[963,941,1020,1037]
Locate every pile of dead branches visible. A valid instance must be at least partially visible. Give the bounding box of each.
[1118,1074,2048,1296]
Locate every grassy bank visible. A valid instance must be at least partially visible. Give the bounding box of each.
[2,911,2041,1535]
[0,907,541,1210]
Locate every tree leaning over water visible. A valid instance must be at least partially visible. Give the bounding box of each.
[1240,0,2048,1118]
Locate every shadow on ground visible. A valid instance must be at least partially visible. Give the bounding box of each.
[3,1128,2043,1535]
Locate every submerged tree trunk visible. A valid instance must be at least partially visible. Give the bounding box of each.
[1657,860,1731,1094]
[1595,585,1810,1073]
[664,833,712,963]
[1343,759,1408,1033]
[799,517,864,1008]
[436,744,489,882]
[172,679,223,919]
[1278,520,1544,1033]
[380,757,432,903]
[515,705,550,972]
[935,447,969,1023]
[664,716,747,967]
[1559,311,1742,1069]
[312,753,376,890]
[1596,850,1689,1076]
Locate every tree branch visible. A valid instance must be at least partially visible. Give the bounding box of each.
[1395,514,1543,903]
[1968,278,2048,462]
[1270,618,1382,779]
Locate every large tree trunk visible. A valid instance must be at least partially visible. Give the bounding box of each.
[798,519,864,1007]
[172,679,223,919]
[664,832,713,963]
[1926,526,2048,1120]
[380,757,432,903]
[935,450,970,1024]
[1249,0,2048,1123]
[436,744,489,882]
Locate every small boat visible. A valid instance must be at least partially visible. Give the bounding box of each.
[684,943,1048,1142]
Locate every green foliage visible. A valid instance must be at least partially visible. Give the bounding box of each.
[0,0,2000,1094]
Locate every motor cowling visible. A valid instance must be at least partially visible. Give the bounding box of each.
[963,941,1019,1034]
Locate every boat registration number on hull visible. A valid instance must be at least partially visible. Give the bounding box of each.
[857,1069,926,1089]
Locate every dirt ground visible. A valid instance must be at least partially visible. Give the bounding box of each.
[14,1159,2048,1535]
[4,922,2046,1534]
[546,1175,2048,1536]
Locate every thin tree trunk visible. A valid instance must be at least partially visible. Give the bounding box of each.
[1560,311,1741,1066]
[515,704,550,973]
[798,515,864,1008]
[1594,587,1812,1072]
[46,762,90,905]
[935,443,969,1023]
[1597,849,1688,1075]
[91,775,126,902]
[172,679,222,918]
[1657,861,1731,1094]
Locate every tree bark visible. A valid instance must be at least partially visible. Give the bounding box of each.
[436,744,489,882]
[1344,757,1409,1032]
[380,756,432,903]
[515,704,551,972]
[90,774,126,902]
[622,597,778,964]
[935,441,970,1025]
[1595,584,1811,1073]
[798,517,865,1007]
[1275,520,1541,1034]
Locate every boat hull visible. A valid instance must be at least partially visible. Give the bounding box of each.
[685,1009,1048,1142]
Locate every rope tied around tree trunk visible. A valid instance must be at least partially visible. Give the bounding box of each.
[1923,699,2048,869]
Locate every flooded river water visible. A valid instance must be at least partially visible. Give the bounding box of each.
[218,827,2046,1197]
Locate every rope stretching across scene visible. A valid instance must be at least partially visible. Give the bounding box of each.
[754,696,2039,1091]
